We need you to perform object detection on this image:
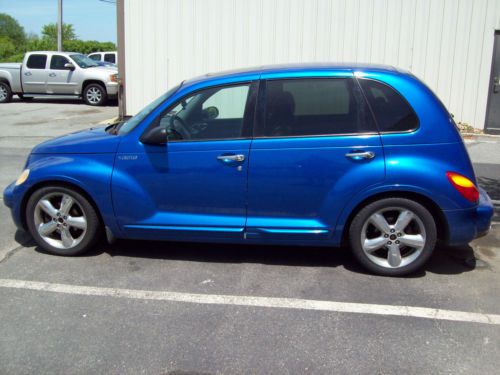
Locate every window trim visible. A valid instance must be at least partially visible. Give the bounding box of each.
[356,77,420,135]
[253,76,379,139]
[26,54,48,70]
[142,81,259,144]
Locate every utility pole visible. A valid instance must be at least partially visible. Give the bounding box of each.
[57,0,63,51]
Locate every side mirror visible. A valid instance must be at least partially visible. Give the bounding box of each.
[64,62,75,71]
[140,126,167,145]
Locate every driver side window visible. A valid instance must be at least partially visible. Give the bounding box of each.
[158,83,251,141]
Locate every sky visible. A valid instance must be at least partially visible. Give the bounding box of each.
[0,0,117,42]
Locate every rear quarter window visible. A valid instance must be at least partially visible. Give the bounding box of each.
[359,79,419,132]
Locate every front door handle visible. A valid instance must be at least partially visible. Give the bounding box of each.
[345,151,375,160]
[494,76,499,94]
[48,73,56,77]
[217,154,245,163]
[24,72,32,76]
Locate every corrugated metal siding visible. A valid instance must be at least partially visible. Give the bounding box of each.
[123,0,500,129]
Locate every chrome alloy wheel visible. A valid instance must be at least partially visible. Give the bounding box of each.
[360,207,426,269]
[33,193,87,249]
[0,84,7,101]
[86,86,102,104]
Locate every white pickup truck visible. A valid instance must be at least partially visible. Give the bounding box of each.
[0,51,119,106]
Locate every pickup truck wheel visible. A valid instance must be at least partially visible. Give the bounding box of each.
[0,82,12,103]
[83,83,107,106]
[26,186,102,256]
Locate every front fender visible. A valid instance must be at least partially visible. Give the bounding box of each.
[16,153,121,236]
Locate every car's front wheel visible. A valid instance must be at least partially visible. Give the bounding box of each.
[26,186,101,256]
[83,83,107,106]
[349,198,437,276]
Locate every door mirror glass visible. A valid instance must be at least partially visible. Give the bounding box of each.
[64,63,75,71]
[140,125,168,145]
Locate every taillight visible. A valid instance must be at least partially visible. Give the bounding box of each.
[446,172,479,203]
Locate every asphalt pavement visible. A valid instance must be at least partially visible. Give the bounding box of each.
[0,98,499,374]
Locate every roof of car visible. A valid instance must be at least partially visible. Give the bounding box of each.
[183,62,402,87]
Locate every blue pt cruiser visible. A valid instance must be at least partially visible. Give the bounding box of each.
[3,63,494,276]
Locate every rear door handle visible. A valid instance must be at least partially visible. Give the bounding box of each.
[48,73,56,77]
[345,151,375,160]
[217,154,245,163]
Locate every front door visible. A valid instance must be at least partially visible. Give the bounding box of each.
[46,54,79,94]
[485,31,500,134]
[112,82,257,241]
[246,76,385,242]
[22,53,48,94]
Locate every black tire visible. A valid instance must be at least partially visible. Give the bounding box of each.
[83,83,108,106]
[26,186,102,256]
[349,198,437,276]
[18,93,34,101]
[0,81,13,103]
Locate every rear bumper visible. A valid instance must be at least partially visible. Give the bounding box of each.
[443,188,494,246]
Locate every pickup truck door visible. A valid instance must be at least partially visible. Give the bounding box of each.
[22,54,48,94]
[46,55,79,94]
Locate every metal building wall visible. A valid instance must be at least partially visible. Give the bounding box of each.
[122,0,500,129]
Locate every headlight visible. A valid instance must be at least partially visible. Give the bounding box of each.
[109,73,119,82]
[15,169,30,186]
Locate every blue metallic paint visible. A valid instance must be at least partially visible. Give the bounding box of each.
[3,63,494,248]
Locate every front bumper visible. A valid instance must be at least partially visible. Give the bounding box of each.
[105,82,119,98]
[3,181,25,230]
[443,187,494,246]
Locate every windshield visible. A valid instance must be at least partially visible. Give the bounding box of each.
[70,54,100,68]
[118,84,181,135]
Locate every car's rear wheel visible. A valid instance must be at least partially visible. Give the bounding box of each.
[349,198,437,276]
[0,81,12,103]
[83,83,107,106]
[26,186,101,256]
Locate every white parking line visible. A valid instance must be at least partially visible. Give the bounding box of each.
[1,278,499,325]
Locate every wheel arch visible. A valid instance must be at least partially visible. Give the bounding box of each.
[340,190,448,245]
[81,79,106,94]
[20,180,105,232]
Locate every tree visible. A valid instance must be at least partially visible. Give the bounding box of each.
[0,13,26,46]
[0,36,16,59]
[41,23,76,43]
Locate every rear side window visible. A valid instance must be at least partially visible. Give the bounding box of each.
[104,53,116,63]
[26,54,47,69]
[359,79,419,132]
[260,78,376,137]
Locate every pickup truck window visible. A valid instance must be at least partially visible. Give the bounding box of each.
[26,54,47,69]
[70,54,99,69]
[104,53,116,64]
[88,54,101,61]
[50,55,70,70]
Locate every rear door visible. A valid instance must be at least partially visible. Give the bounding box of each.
[246,75,385,243]
[22,54,48,93]
[46,54,79,94]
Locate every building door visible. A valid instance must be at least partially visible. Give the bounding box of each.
[485,31,500,134]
